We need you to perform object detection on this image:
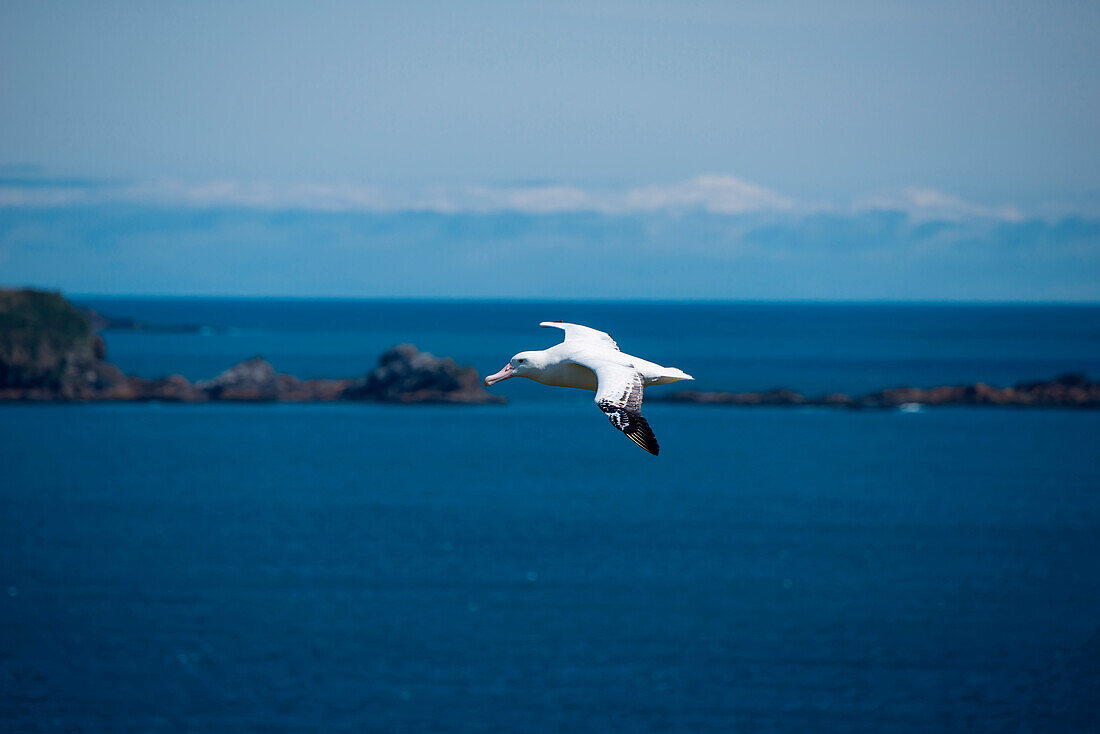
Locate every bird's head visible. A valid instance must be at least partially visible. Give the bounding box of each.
[484,350,545,386]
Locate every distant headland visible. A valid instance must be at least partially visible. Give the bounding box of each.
[1,288,1097,408]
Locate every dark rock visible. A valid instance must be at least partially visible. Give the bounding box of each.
[857,374,1100,408]
[179,346,501,403]
[196,356,282,401]
[345,344,504,404]
[192,357,356,402]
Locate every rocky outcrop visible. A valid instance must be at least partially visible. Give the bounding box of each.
[174,347,502,404]
[197,357,284,401]
[0,289,127,400]
[190,357,353,402]
[858,373,1100,408]
[659,373,1100,409]
[344,344,504,404]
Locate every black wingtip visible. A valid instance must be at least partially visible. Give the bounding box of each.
[625,419,660,456]
[598,401,660,456]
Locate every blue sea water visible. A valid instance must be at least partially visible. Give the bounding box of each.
[72,298,1100,395]
[2,300,1100,732]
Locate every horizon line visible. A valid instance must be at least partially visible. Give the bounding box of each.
[64,291,1100,307]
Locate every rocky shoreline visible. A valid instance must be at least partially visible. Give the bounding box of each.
[3,288,1098,408]
[0,289,502,404]
[657,373,1100,409]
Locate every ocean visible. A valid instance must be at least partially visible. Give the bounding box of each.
[2,299,1099,732]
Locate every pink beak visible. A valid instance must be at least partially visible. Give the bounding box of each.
[484,362,515,386]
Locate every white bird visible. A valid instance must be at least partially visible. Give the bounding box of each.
[483,322,694,455]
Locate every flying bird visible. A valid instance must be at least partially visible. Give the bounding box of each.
[483,322,693,455]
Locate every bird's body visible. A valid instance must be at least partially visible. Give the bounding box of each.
[483,322,694,455]
[519,342,689,391]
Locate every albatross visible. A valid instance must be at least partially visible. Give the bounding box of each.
[483,322,694,455]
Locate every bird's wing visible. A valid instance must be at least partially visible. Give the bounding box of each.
[539,321,619,351]
[577,357,659,456]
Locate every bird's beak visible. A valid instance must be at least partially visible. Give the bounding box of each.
[484,363,514,386]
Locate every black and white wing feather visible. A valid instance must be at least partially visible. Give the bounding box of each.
[539,321,619,351]
[589,362,659,456]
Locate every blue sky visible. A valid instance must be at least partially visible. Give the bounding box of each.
[1,1,1099,299]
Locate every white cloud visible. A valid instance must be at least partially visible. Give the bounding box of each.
[621,174,796,214]
[853,187,1024,223]
[431,184,596,214]
[0,174,1039,223]
[0,186,90,207]
[0,174,797,216]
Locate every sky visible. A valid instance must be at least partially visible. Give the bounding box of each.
[1,1,1099,300]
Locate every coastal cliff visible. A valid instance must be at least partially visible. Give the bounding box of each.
[0,289,127,400]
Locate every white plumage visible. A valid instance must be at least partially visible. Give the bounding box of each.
[483,322,694,455]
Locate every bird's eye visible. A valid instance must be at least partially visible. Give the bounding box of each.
[517,358,525,364]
